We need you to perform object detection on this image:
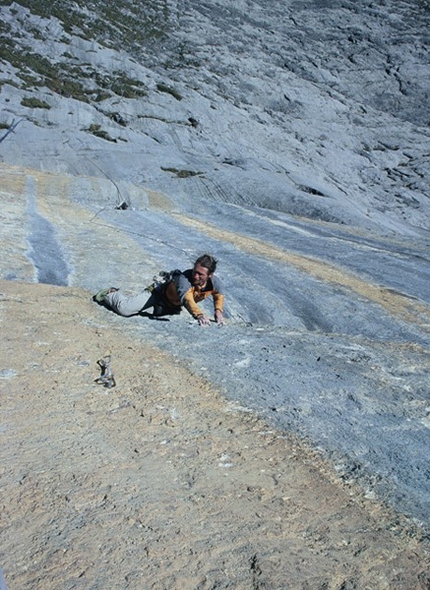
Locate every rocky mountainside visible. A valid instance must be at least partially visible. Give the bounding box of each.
[1,0,429,232]
[1,0,430,573]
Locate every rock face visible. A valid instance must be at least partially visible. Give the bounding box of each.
[1,0,429,232]
[2,280,429,589]
[0,0,430,582]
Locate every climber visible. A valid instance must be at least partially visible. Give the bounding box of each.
[94,253,225,326]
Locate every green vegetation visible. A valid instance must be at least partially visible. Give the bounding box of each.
[21,97,51,109]
[110,73,147,99]
[84,123,117,142]
[0,30,148,104]
[156,83,183,101]
[0,0,171,48]
[0,0,165,105]
[161,167,203,178]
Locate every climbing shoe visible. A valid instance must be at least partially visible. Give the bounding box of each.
[93,287,118,302]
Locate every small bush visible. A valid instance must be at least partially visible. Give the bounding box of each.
[161,167,203,178]
[156,83,182,101]
[85,123,117,142]
[21,97,51,109]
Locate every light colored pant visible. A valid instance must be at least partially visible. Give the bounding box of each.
[104,289,155,317]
